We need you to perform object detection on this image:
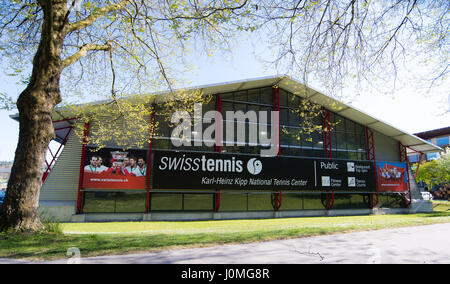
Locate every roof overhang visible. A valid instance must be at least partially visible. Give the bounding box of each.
[414,126,450,140]
[9,75,443,154]
[9,113,75,143]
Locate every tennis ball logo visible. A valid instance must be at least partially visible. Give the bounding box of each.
[247,158,263,175]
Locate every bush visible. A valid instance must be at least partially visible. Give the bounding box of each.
[431,184,450,201]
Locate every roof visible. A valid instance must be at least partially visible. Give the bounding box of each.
[10,75,443,154]
[9,115,75,143]
[414,126,450,140]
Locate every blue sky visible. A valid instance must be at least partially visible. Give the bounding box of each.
[0,39,449,161]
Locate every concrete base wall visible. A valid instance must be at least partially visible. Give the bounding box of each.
[68,207,431,223]
[39,201,76,222]
[37,200,434,223]
[409,199,434,213]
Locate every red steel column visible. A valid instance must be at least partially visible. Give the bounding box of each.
[366,126,378,208]
[399,142,412,208]
[273,86,281,156]
[273,87,282,210]
[322,107,334,209]
[414,152,424,180]
[76,121,90,214]
[215,94,222,212]
[146,107,155,213]
[276,191,282,211]
[322,107,332,159]
[216,94,222,154]
[43,127,73,182]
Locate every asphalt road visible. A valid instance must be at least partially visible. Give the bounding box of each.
[2,223,450,264]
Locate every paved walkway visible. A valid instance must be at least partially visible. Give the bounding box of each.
[2,223,449,264]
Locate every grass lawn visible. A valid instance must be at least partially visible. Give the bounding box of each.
[0,201,449,261]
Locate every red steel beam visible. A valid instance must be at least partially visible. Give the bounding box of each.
[273,86,281,157]
[322,107,332,159]
[215,94,222,212]
[76,121,90,214]
[42,127,73,183]
[398,142,412,208]
[321,107,334,210]
[365,126,378,208]
[273,87,282,210]
[146,107,155,213]
[414,152,424,180]
[215,190,221,212]
[216,94,222,153]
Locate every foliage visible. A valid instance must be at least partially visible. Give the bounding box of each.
[258,0,449,98]
[415,148,450,187]
[0,92,14,110]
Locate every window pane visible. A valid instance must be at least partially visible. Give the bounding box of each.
[279,89,289,107]
[347,134,358,151]
[288,109,302,127]
[184,194,213,211]
[83,192,116,213]
[335,116,345,132]
[303,194,324,210]
[436,136,449,146]
[260,87,273,105]
[345,119,356,133]
[350,194,370,209]
[336,132,346,150]
[280,109,289,126]
[150,193,182,211]
[279,193,303,210]
[287,94,299,108]
[333,194,351,209]
[234,90,247,102]
[153,138,171,150]
[247,89,260,104]
[280,127,291,146]
[248,193,273,211]
[115,192,146,213]
[220,193,247,211]
[222,102,233,113]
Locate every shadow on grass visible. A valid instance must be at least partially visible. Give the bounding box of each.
[0,226,339,260]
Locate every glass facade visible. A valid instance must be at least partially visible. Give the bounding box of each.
[436,136,449,147]
[81,86,407,213]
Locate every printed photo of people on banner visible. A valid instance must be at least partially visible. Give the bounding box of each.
[376,162,408,192]
[82,147,148,190]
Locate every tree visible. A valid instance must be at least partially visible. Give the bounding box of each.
[0,0,253,232]
[415,148,450,187]
[257,0,449,97]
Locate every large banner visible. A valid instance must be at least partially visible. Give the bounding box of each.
[376,162,408,192]
[152,150,376,191]
[82,147,148,190]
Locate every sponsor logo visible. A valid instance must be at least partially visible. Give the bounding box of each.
[347,162,355,172]
[247,158,263,175]
[158,155,243,173]
[322,176,331,186]
[348,177,356,187]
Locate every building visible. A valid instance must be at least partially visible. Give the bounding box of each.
[409,127,450,162]
[10,76,442,222]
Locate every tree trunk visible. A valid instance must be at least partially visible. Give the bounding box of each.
[0,1,67,233]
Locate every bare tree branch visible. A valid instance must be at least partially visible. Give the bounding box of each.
[61,42,111,69]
